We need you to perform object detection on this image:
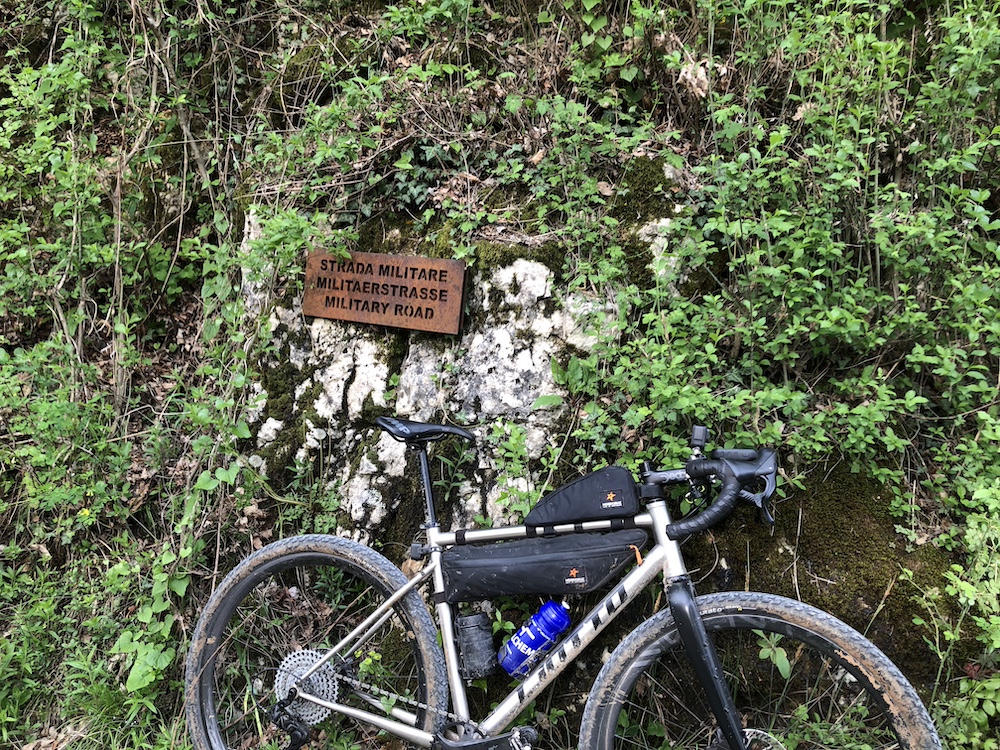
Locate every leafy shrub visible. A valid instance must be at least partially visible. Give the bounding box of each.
[1,0,999,747]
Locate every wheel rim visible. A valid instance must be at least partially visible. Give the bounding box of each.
[608,614,908,750]
[194,553,429,749]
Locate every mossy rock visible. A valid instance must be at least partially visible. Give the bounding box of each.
[610,157,680,225]
[357,216,418,256]
[476,240,566,280]
[679,463,965,695]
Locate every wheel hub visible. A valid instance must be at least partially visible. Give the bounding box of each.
[744,728,787,750]
[274,649,339,725]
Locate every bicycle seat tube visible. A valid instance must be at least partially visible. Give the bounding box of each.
[413,443,472,724]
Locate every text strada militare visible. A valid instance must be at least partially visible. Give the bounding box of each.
[303,251,466,334]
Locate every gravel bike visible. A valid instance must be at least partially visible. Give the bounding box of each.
[185,416,941,750]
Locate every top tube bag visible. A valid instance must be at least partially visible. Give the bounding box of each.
[524,466,640,526]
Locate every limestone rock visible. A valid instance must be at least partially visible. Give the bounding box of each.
[244,218,677,541]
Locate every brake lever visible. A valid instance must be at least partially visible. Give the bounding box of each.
[732,448,778,526]
[740,488,775,526]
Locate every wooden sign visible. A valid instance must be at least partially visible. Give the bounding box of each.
[302,251,466,334]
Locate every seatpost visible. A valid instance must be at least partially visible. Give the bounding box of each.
[412,444,438,526]
[411,442,472,723]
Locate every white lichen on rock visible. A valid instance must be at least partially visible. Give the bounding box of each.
[639,218,687,292]
[256,417,284,448]
[395,341,452,420]
[243,213,680,540]
[376,433,408,477]
[346,339,389,420]
[489,258,551,309]
[397,259,571,427]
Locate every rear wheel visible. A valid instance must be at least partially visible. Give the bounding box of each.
[580,592,940,750]
[185,535,448,749]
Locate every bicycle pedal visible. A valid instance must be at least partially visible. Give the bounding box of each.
[434,726,537,750]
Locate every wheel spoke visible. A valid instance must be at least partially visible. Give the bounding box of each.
[186,535,447,750]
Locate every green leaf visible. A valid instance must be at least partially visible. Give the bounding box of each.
[532,394,564,410]
[505,95,523,114]
[194,470,220,492]
[393,152,414,170]
[125,643,175,692]
[215,464,240,485]
[619,66,639,83]
[113,630,137,654]
[168,574,190,598]
[774,647,791,679]
[589,15,608,33]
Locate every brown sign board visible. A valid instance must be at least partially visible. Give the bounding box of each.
[302,251,466,335]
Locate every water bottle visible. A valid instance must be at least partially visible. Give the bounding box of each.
[498,601,571,678]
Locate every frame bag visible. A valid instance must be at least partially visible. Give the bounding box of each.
[524,466,640,527]
[441,529,648,603]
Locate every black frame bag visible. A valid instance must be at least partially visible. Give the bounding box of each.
[441,529,648,603]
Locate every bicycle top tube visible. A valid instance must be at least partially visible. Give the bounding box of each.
[422,446,777,553]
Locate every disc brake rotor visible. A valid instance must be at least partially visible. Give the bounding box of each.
[274,649,339,725]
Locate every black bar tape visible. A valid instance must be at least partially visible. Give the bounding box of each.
[685,458,729,479]
[666,459,740,540]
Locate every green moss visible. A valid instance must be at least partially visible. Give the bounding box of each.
[476,240,565,280]
[610,157,679,225]
[359,390,391,423]
[678,464,963,694]
[357,216,416,255]
[423,220,457,260]
[620,235,655,291]
[379,475,430,565]
[254,315,321,486]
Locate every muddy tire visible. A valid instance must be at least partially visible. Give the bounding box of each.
[185,534,448,749]
[579,591,940,750]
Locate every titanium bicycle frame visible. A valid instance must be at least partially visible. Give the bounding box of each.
[288,445,747,749]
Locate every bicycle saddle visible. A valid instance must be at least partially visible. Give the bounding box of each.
[375,416,475,444]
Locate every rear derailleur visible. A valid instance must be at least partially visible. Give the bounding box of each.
[269,688,311,750]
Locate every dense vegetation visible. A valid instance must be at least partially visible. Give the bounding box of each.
[1,0,999,747]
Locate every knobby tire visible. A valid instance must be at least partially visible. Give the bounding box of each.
[579,591,940,750]
[185,534,448,750]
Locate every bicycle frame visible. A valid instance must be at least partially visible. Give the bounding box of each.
[288,517,683,745]
[287,445,745,748]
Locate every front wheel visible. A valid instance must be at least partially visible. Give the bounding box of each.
[185,534,448,750]
[579,591,940,750]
